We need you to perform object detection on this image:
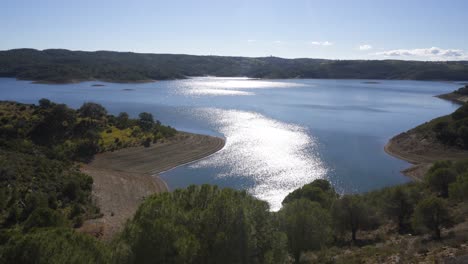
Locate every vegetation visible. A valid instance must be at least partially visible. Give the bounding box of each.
[114,185,287,264]
[413,99,468,149]
[0,100,177,263]
[1,49,468,83]
[411,196,452,239]
[0,99,467,263]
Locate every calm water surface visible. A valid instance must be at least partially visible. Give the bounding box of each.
[0,77,461,210]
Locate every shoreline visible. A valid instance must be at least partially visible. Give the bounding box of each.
[385,90,468,181]
[79,132,225,240]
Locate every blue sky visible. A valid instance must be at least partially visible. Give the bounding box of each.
[1,0,468,60]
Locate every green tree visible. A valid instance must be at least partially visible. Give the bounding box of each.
[30,104,77,145]
[77,102,107,120]
[278,199,332,263]
[449,172,468,201]
[38,98,52,109]
[383,186,414,233]
[282,179,337,209]
[116,112,130,129]
[331,195,373,242]
[411,196,451,239]
[116,185,287,264]
[425,167,457,198]
[138,112,154,132]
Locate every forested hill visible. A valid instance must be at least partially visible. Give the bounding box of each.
[1,48,468,83]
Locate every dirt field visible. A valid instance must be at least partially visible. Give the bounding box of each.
[79,132,225,240]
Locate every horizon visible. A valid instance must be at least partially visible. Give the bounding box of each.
[2,0,468,61]
[3,47,468,63]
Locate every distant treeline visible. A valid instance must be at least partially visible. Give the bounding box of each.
[1,49,468,83]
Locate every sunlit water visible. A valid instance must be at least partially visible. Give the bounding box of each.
[0,77,462,210]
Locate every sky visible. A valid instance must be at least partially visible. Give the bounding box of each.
[1,0,468,60]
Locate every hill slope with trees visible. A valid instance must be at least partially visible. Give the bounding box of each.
[0,100,467,263]
[1,49,468,83]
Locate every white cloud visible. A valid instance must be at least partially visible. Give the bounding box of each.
[311,41,333,46]
[247,39,256,43]
[375,47,467,60]
[273,40,282,45]
[359,44,372,51]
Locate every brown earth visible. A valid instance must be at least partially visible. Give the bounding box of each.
[78,132,225,240]
[385,130,468,181]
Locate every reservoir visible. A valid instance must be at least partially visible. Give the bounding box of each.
[0,77,460,210]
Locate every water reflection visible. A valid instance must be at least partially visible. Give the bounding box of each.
[188,108,327,211]
[175,77,306,97]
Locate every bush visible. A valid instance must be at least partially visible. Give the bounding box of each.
[1,228,111,264]
[23,208,67,231]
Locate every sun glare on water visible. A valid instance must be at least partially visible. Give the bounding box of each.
[189,108,327,211]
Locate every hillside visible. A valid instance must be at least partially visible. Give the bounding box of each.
[1,49,468,83]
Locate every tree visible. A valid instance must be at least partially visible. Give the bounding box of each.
[38,98,52,109]
[383,186,414,233]
[117,185,287,264]
[412,196,451,239]
[278,199,332,263]
[331,195,373,242]
[30,104,77,145]
[116,112,130,129]
[282,179,337,209]
[449,172,468,201]
[426,167,457,198]
[78,102,107,120]
[138,112,154,132]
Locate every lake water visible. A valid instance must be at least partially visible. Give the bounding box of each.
[0,77,461,210]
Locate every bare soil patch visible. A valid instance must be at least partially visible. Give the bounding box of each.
[385,130,468,180]
[79,132,225,240]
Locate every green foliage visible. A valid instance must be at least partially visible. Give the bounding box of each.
[449,172,468,201]
[0,150,95,228]
[0,228,111,264]
[115,112,130,129]
[331,195,375,242]
[30,103,77,145]
[429,103,468,148]
[138,112,154,132]
[116,185,287,264]
[382,185,416,233]
[278,199,332,263]
[2,49,468,83]
[77,102,107,120]
[425,167,457,198]
[411,196,452,239]
[23,208,67,231]
[282,179,338,209]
